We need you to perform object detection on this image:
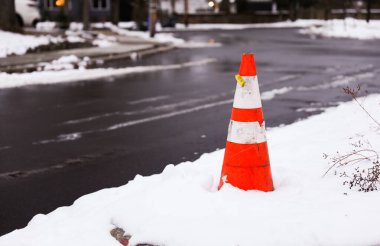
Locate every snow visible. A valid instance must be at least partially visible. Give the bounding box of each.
[261,86,293,100]
[118,22,136,29]
[168,18,380,41]
[66,22,185,46]
[63,21,328,47]
[1,93,380,245]
[3,18,378,60]
[36,21,57,31]
[91,33,118,47]
[0,58,216,89]
[170,20,325,31]
[0,30,62,58]
[300,18,380,40]
[37,55,90,71]
[94,22,186,46]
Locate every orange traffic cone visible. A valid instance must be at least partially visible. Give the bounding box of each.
[218,53,274,192]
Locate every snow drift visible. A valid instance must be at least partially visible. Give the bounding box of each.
[1,93,380,245]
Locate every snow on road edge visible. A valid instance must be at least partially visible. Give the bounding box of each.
[299,18,380,39]
[1,94,380,246]
[0,58,216,89]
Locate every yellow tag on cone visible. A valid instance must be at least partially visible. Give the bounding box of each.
[235,74,246,87]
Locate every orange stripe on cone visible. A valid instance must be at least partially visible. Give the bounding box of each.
[218,53,274,192]
[231,108,264,125]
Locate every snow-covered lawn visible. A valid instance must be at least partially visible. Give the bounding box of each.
[167,18,380,41]
[100,22,187,46]
[1,93,380,246]
[37,55,90,71]
[171,19,325,30]
[300,18,380,39]
[0,30,64,58]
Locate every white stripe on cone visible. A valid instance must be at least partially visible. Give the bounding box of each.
[227,120,267,144]
[233,76,262,109]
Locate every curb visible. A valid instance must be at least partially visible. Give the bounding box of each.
[0,44,176,74]
[101,44,175,63]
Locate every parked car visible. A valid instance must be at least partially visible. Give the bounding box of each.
[15,0,41,27]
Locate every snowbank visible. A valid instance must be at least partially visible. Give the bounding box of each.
[1,93,380,246]
[67,22,186,46]
[0,30,62,58]
[300,18,380,39]
[171,20,325,31]
[36,21,57,32]
[101,21,326,47]
[0,58,216,89]
[106,22,186,46]
[38,55,90,71]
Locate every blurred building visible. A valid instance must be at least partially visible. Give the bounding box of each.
[39,0,133,22]
[236,0,273,13]
[160,0,274,14]
[38,0,380,25]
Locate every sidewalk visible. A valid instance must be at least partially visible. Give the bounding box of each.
[0,30,175,73]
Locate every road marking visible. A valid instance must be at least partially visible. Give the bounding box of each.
[34,133,82,145]
[106,99,233,130]
[128,95,170,105]
[0,154,102,179]
[35,98,233,144]
[39,82,301,145]
[63,92,234,125]
[0,146,11,151]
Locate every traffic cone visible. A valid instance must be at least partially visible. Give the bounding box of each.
[218,53,274,192]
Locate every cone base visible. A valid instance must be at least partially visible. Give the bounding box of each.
[219,141,274,192]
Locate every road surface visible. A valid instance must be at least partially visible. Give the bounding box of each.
[1,27,380,235]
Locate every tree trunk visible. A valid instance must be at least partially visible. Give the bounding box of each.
[324,0,330,20]
[112,0,120,24]
[59,0,70,29]
[83,0,90,30]
[0,0,19,32]
[289,0,297,22]
[343,0,347,19]
[132,0,148,31]
[366,0,371,23]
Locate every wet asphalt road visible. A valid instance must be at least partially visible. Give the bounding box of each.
[1,27,380,235]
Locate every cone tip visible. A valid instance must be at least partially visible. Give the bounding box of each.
[239,53,257,76]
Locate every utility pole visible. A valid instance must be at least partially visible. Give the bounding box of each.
[0,0,18,32]
[83,0,90,30]
[63,0,70,28]
[149,0,158,37]
[184,0,189,27]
